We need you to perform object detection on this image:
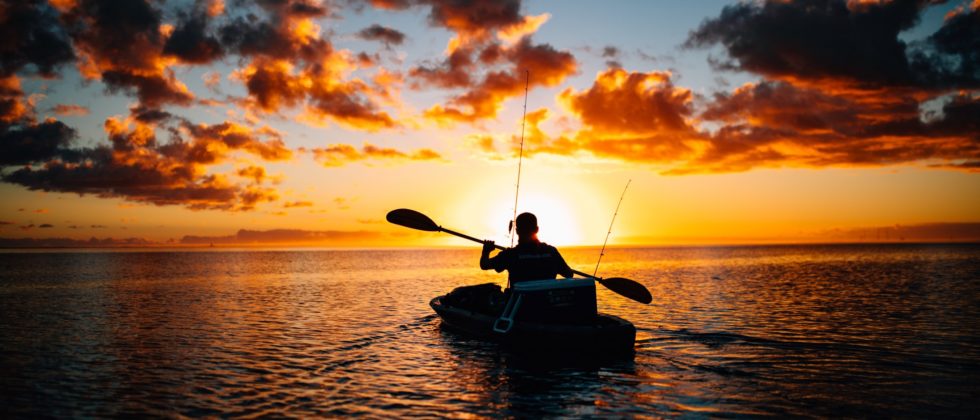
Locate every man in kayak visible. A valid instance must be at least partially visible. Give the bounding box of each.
[480,212,574,285]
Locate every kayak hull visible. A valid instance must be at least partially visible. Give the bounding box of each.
[430,294,636,356]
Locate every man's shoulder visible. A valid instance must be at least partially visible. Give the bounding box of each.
[538,242,560,252]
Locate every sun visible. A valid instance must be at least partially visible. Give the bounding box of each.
[486,194,583,247]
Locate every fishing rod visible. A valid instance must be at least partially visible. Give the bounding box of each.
[508,69,530,247]
[594,179,631,277]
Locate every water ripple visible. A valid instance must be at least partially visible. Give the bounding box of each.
[1,244,979,417]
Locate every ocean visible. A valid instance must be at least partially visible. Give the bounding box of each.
[1,244,978,417]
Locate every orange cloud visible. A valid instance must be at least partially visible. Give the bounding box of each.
[510,69,700,164]
[517,69,980,174]
[423,38,576,124]
[219,2,398,130]
[283,200,313,208]
[51,104,90,116]
[311,143,444,167]
[58,0,195,108]
[237,165,267,183]
[0,76,28,123]
[3,110,290,211]
[383,0,575,125]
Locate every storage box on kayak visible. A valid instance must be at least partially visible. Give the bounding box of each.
[512,278,597,322]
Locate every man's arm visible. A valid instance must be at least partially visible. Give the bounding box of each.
[555,249,574,278]
[479,240,496,270]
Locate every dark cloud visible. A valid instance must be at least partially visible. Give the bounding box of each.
[218,0,331,61]
[0,0,75,77]
[601,45,621,68]
[101,70,195,108]
[370,0,522,36]
[685,0,980,89]
[357,24,406,45]
[130,105,173,123]
[163,10,224,64]
[39,224,53,228]
[0,118,76,165]
[424,0,521,36]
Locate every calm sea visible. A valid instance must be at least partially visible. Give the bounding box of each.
[1,244,978,417]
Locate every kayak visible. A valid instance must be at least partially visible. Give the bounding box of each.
[429,279,636,356]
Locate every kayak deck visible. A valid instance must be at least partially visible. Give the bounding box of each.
[430,293,636,356]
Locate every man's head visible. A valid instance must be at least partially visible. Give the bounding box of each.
[515,212,538,238]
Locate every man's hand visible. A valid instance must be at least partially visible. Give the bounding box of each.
[482,240,495,254]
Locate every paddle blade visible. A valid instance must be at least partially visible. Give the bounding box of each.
[386,208,440,232]
[597,277,653,304]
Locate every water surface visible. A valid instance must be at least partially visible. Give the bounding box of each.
[1,244,978,417]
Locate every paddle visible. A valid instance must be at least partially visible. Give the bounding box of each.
[387,208,653,304]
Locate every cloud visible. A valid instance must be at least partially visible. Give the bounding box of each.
[600,45,622,68]
[283,200,313,208]
[0,0,75,78]
[379,0,575,124]
[222,3,398,130]
[2,113,291,211]
[493,1,980,174]
[180,228,383,245]
[162,8,224,64]
[0,236,153,248]
[820,222,980,242]
[671,0,980,173]
[310,143,443,166]
[61,0,195,108]
[513,69,700,163]
[39,224,53,228]
[421,38,577,124]
[505,63,980,174]
[561,68,695,135]
[51,104,90,116]
[497,13,551,45]
[0,116,77,166]
[0,76,29,123]
[236,165,267,183]
[684,0,980,90]
[357,24,406,45]
[683,81,980,174]
[371,0,524,40]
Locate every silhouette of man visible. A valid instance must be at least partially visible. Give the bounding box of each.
[480,212,573,285]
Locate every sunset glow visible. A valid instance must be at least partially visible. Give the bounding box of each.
[1,0,978,248]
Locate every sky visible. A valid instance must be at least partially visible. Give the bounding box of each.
[1,0,979,247]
